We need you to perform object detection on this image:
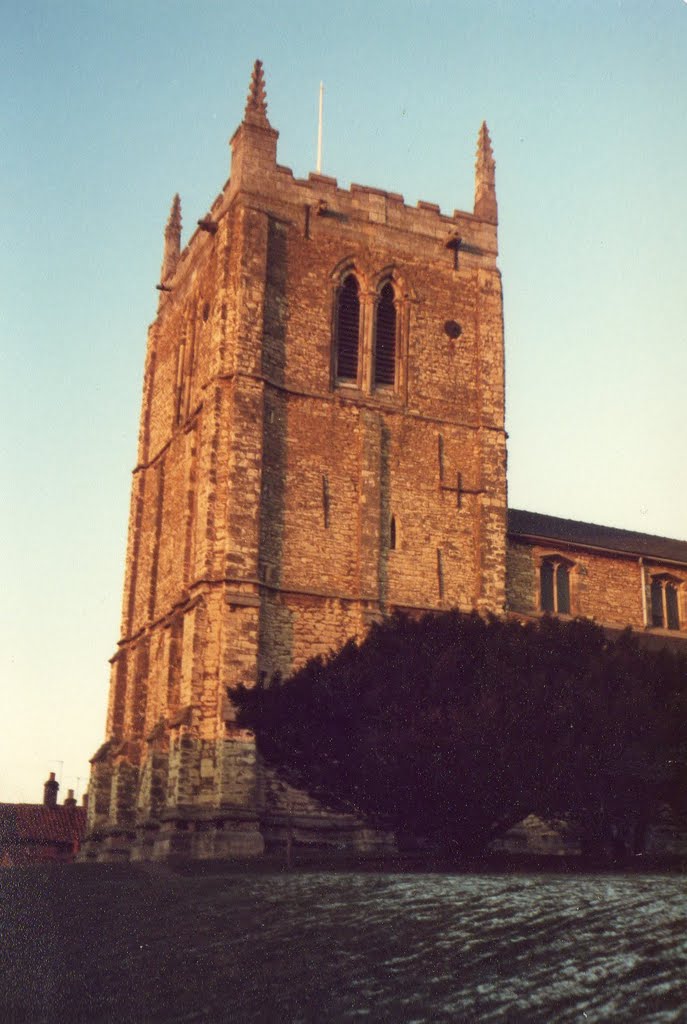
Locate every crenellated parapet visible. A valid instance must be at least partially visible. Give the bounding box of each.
[158,63,498,306]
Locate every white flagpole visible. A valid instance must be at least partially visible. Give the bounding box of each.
[316,81,324,173]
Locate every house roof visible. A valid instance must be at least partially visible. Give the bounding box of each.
[508,509,687,566]
[0,804,87,846]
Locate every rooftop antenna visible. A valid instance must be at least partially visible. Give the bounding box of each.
[316,81,324,173]
[66,775,85,800]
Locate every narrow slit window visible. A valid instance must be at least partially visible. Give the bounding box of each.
[322,475,330,529]
[174,338,186,424]
[389,515,397,550]
[374,283,396,387]
[336,275,360,382]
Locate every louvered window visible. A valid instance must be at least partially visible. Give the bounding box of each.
[336,275,360,382]
[374,283,396,387]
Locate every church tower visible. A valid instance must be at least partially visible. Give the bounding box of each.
[83,62,507,861]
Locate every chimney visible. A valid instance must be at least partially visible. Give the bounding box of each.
[82,791,89,811]
[64,789,77,808]
[43,772,59,808]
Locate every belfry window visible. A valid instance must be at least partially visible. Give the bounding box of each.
[331,264,409,397]
[335,275,360,382]
[374,283,397,387]
[650,577,681,630]
[540,557,571,615]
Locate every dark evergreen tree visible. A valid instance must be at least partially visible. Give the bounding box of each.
[230,612,686,856]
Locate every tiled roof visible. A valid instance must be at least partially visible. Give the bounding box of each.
[0,804,87,846]
[508,509,687,566]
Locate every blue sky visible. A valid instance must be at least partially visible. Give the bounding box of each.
[2,0,686,802]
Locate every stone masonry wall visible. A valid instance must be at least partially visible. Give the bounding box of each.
[507,538,687,633]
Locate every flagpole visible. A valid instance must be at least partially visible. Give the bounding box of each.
[316,81,324,173]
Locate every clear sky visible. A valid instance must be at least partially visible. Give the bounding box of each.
[2,1,686,803]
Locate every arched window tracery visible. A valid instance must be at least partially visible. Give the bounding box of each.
[330,263,410,398]
[540,556,572,615]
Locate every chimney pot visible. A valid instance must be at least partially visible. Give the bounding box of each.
[43,773,59,807]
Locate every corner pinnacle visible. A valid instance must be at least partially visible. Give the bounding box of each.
[474,121,497,225]
[167,193,182,235]
[476,122,495,180]
[160,193,182,284]
[244,59,270,127]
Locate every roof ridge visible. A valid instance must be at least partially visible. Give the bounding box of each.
[508,508,687,547]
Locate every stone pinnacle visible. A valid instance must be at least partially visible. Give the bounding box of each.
[475,122,495,181]
[166,193,182,235]
[474,121,497,224]
[244,59,270,127]
[160,193,182,283]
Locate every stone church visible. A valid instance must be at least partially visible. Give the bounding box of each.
[82,62,686,861]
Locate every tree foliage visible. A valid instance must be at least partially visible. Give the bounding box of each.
[230,612,687,856]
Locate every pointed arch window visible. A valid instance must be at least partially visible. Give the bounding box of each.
[650,576,681,630]
[331,264,410,398]
[335,274,361,383]
[374,282,397,387]
[540,557,572,615]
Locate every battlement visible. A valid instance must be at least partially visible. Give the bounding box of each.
[158,61,497,302]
